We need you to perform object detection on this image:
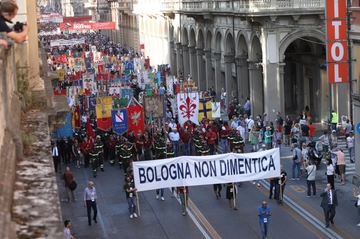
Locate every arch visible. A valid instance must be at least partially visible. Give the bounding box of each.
[236,34,248,56]
[169,24,174,42]
[214,30,222,53]
[176,27,180,42]
[249,36,262,61]
[189,28,196,46]
[279,30,325,61]
[224,31,235,55]
[205,30,212,50]
[197,28,205,49]
[182,27,189,45]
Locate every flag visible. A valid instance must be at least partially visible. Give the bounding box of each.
[212,102,221,118]
[127,98,144,134]
[86,118,95,140]
[88,95,97,112]
[71,105,81,128]
[57,69,65,81]
[57,112,73,138]
[83,73,96,95]
[177,92,199,126]
[95,97,113,131]
[198,98,212,122]
[134,58,142,71]
[112,109,128,135]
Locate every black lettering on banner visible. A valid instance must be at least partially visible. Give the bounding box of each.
[147,167,154,182]
[220,160,226,176]
[229,159,238,175]
[177,163,184,179]
[139,168,146,183]
[209,161,217,176]
[185,163,192,178]
[202,161,209,177]
[245,158,252,174]
[194,162,201,178]
[155,167,161,181]
[169,164,176,179]
[161,165,169,180]
[261,156,268,171]
[269,155,276,171]
[238,158,245,174]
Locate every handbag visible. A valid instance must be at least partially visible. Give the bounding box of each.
[69,180,77,191]
[305,165,314,179]
[293,154,298,160]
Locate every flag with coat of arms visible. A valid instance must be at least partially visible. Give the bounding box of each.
[177,92,199,126]
[212,102,221,118]
[198,98,212,122]
[95,97,113,131]
[112,109,128,135]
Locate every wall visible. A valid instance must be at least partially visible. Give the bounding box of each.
[0,37,23,239]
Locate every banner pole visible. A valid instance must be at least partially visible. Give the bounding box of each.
[135,191,140,216]
[232,183,236,209]
[184,186,187,214]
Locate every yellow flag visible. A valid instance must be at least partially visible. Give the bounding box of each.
[57,69,65,81]
[198,99,212,122]
[96,97,113,118]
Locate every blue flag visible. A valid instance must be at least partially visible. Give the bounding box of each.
[88,95,97,111]
[112,109,128,135]
[57,112,73,138]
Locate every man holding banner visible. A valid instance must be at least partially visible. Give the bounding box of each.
[177,186,189,216]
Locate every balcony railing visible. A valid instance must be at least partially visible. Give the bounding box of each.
[181,0,325,13]
[84,2,97,9]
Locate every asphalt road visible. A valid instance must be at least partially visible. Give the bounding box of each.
[57,132,358,239]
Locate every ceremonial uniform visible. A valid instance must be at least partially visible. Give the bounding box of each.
[94,137,104,171]
[143,136,153,160]
[166,144,175,158]
[115,137,126,168]
[193,133,202,156]
[107,136,116,165]
[233,135,245,153]
[89,147,100,178]
[228,130,236,152]
[200,142,210,156]
[120,143,133,176]
[155,137,167,159]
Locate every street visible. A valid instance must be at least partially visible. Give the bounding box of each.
[57,132,358,239]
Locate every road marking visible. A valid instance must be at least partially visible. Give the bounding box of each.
[260,179,346,239]
[168,188,218,239]
[82,168,109,239]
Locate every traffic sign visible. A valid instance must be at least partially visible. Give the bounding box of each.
[356,123,360,134]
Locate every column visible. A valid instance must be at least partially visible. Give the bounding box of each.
[170,41,176,75]
[248,61,264,118]
[224,54,235,106]
[263,63,281,122]
[188,46,198,82]
[213,52,222,100]
[204,49,213,91]
[196,47,205,91]
[182,45,190,78]
[176,43,183,77]
[235,55,249,102]
[278,63,286,120]
[352,94,360,186]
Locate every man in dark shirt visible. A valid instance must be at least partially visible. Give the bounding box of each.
[284,116,293,146]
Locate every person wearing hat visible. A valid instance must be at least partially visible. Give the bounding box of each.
[115,136,126,169]
[169,128,180,157]
[89,144,100,178]
[106,135,116,165]
[120,142,133,176]
[346,131,355,163]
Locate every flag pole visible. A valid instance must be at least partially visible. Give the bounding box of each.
[232,183,237,209]
[135,191,140,216]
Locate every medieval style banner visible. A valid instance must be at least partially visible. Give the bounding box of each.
[198,98,212,122]
[127,100,145,134]
[96,97,113,131]
[112,109,128,135]
[177,92,199,126]
[143,95,165,119]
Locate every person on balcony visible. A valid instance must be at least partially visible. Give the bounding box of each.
[0,0,30,43]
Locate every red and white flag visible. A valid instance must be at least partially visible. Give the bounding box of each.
[177,92,199,126]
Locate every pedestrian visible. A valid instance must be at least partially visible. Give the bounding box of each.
[320,183,338,228]
[264,127,273,150]
[257,201,271,239]
[283,115,292,146]
[319,131,329,153]
[275,111,283,133]
[83,181,98,226]
[346,131,355,163]
[226,183,238,210]
[353,187,360,226]
[330,148,346,185]
[213,184,222,199]
[71,140,80,169]
[63,167,76,202]
[308,121,316,142]
[123,176,138,218]
[219,122,230,153]
[249,125,259,152]
[301,143,308,177]
[344,119,352,138]
[277,165,287,204]
[290,143,302,180]
[177,186,189,216]
[273,129,281,149]
[63,219,75,239]
[305,160,317,197]
[325,158,335,190]
[169,128,180,157]
[52,142,60,173]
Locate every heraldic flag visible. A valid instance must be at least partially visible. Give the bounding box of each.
[212,102,221,119]
[95,96,113,131]
[72,105,81,128]
[127,98,145,134]
[58,112,73,138]
[112,109,128,135]
[177,92,199,126]
[198,98,212,122]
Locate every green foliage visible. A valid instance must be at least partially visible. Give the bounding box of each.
[16,61,46,111]
[22,131,35,149]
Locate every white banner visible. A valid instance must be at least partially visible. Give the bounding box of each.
[212,102,221,118]
[133,148,281,192]
[177,92,199,126]
[50,38,85,47]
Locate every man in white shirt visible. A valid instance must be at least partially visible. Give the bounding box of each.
[346,131,355,163]
[52,142,60,173]
[168,118,176,129]
[169,128,180,157]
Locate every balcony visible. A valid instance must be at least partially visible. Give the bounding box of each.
[132,0,179,18]
[84,2,97,9]
[180,0,325,16]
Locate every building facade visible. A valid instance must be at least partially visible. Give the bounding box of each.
[115,0,353,123]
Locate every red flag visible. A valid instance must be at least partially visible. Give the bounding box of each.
[98,64,104,73]
[86,118,95,139]
[97,117,112,131]
[127,102,145,135]
[72,106,81,128]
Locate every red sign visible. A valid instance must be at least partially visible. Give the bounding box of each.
[326,0,348,84]
[63,16,92,23]
[60,22,116,31]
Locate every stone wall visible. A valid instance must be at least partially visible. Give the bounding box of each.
[0,36,65,238]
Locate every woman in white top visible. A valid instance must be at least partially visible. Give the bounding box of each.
[325,158,335,190]
[353,187,360,226]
